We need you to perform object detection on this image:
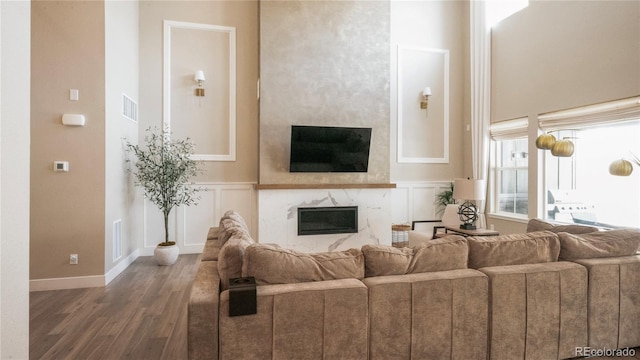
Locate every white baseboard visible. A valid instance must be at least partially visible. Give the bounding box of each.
[105,249,139,285]
[30,249,140,291]
[30,275,105,292]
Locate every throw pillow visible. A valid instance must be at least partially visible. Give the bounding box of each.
[408,236,469,273]
[217,231,254,289]
[218,214,250,246]
[467,231,560,269]
[361,244,413,277]
[558,229,640,261]
[361,236,468,277]
[526,218,599,234]
[242,244,364,285]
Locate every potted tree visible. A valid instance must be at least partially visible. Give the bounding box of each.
[126,127,202,265]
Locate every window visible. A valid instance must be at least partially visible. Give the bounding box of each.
[495,139,529,215]
[539,96,640,229]
[490,117,529,217]
[544,123,640,228]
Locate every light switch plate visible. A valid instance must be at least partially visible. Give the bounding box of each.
[70,89,79,101]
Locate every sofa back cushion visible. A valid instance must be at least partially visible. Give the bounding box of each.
[218,230,254,290]
[467,231,560,269]
[242,244,365,285]
[361,236,468,277]
[526,218,599,234]
[558,229,640,261]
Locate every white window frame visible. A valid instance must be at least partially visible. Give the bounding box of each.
[489,117,530,219]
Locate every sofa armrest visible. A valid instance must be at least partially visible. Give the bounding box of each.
[219,279,368,360]
[188,260,220,360]
[201,239,221,261]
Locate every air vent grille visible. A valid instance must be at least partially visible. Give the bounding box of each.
[122,93,138,122]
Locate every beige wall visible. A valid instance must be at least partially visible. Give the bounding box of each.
[390,1,471,182]
[492,0,640,122]
[31,1,106,279]
[139,0,259,183]
[1,0,31,356]
[259,0,391,185]
[490,0,640,230]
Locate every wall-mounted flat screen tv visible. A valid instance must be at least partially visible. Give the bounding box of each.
[289,125,372,173]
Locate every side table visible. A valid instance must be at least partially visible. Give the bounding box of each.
[443,226,499,237]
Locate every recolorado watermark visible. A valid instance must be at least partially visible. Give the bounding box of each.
[575,347,636,357]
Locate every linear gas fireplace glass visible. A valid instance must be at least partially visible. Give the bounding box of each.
[297,206,358,236]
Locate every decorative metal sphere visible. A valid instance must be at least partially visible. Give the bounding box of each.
[458,202,479,224]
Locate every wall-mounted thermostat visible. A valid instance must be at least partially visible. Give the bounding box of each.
[53,161,69,172]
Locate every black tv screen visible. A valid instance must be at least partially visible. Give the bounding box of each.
[289,125,372,173]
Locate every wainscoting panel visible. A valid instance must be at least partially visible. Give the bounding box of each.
[391,181,453,224]
[142,182,256,255]
[181,187,217,247]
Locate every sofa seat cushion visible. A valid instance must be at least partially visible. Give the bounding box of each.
[363,269,488,359]
[479,261,588,360]
[467,231,560,269]
[219,279,368,360]
[362,236,468,277]
[574,255,640,349]
[242,244,364,285]
[526,218,600,234]
[558,229,640,261]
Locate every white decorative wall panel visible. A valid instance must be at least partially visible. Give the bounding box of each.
[163,20,237,161]
[143,183,255,255]
[258,188,392,253]
[397,46,450,163]
[391,182,453,224]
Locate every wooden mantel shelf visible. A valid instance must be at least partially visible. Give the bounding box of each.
[254,183,396,190]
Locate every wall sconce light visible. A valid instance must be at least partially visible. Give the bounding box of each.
[420,87,432,109]
[194,70,206,96]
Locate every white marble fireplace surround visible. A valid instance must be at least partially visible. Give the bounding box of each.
[258,187,392,253]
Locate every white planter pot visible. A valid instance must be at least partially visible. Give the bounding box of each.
[154,243,179,266]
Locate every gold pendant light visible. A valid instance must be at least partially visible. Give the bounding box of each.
[551,138,574,157]
[609,159,634,176]
[535,133,556,150]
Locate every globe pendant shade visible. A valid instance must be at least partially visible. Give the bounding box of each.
[609,159,633,176]
[551,139,574,157]
[535,133,556,150]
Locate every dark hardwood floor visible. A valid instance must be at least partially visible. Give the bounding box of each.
[30,254,199,360]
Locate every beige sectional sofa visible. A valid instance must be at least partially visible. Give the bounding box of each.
[188,212,640,360]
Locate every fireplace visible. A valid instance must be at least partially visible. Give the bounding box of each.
[298,206,358,236]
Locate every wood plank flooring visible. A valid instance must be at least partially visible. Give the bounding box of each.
[30,254,199,360]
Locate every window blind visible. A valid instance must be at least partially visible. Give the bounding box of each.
[538,96,640,131]
[489,117,529,140]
